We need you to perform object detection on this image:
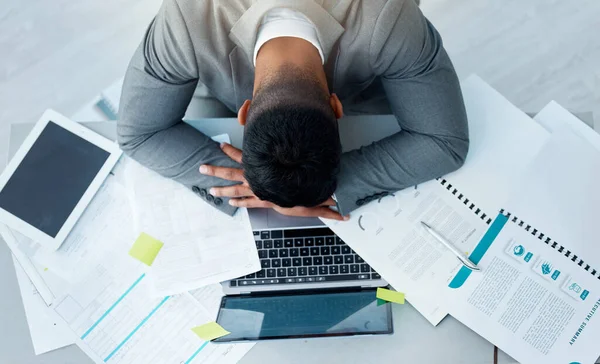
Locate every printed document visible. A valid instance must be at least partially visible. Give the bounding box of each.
[445,216,600,364]
[125,157,260,296]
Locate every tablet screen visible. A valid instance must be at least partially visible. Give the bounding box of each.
[0,121,110,237]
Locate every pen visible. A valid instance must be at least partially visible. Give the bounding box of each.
[420,221,481,271]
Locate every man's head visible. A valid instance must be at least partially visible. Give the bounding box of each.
[239,64,343,208]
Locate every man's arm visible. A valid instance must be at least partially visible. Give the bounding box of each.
[117,0,239,215]
[334,0,469,215]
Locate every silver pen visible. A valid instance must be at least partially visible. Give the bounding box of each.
[420,221,481,271]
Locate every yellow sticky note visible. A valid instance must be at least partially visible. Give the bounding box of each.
[191,322,230,341]
[128,233,164,266]
[376,287,405,304]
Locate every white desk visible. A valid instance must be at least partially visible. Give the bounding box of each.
[0,116,506,364]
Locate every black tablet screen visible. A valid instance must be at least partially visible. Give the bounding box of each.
[0,121,109,237]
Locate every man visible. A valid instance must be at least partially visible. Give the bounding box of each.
[118,0,469,221]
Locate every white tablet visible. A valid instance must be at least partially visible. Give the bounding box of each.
[0,109,122,250]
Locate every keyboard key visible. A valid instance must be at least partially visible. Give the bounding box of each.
[284,239,294,247]
[277,268,287,277]
[309,267,318,275]
[290,248,299,257]
[257,270,265,278]
[326,237,335,245]
[294,239,304,247]
[313,257,323,265]
[261,260,270,268]
[371,267,376,272]
[361,264,370,272]
[230,280,237,287]
[274,239,283,248]
[310,247,320,256]
[305,238,314,246]
[344,255,354,264]
[340,265,349,274]
[315,237,325,246]
[247,273,255,278]
[324,256,333,265]
[303,257,312,266]
[285,278,296,283]
[358,274,370,279]
[350,264,360,273]
[300,248,310,256]
[355,255,364,263]
[267,269,276,277]
[255,241,262,249]
[269,250,278,258]
[336,236,344,245]
[264,240,273,249]
[292,258,302,267]
[319,274,362,282]
[253,231,260,237]
[271,230,283,239]
[307,277,315,282]
[329,266,339,274]
[282,258,292,267]
[299,267,308,276]
[279,249,289,257]
[334,256,343,264]
[272,259,281,268]
[331,246,341,255]
[320,247,330,255]
[258,250,267,259]
[288,268,297,276]
[372,273,381,279]
[319,266,328,275]
[297,277,306,283]
[342,246,351,254]
[260,231,270,240]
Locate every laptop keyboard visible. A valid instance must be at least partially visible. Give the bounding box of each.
[230,227,381,287]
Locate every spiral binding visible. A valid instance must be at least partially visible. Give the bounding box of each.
[437,178,493,225]
[497,209,600,279]
[436,178,599,279]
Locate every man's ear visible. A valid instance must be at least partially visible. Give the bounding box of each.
[329,93,344,119]
[238,100,251,126]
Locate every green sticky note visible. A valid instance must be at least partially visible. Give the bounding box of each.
[191,322,231,341]
[377,298,387,306]
[128,233,164,266]
[376,287,405,304]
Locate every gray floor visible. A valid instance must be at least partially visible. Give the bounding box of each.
[0,0,599,363]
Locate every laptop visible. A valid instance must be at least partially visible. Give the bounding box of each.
[215,209,393,342]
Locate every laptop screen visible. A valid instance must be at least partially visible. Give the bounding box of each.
[213,289,393,342]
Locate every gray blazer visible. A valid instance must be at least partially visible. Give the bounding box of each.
[118,0,469,216]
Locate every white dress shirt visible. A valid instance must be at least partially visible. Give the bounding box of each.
[253,7,325,66]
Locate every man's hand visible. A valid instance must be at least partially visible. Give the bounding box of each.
[199,143,348,221]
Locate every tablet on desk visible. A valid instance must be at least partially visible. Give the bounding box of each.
[0,109,121,250]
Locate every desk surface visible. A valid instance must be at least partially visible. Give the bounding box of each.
[0,118,504,364]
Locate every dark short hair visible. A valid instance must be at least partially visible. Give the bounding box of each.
[242,68,341,208]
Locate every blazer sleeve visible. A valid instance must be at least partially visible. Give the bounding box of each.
[117,0,239,216]
[333,0,469,215]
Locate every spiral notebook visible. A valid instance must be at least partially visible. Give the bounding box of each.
[439,125,600,280]
[95,79,123,120]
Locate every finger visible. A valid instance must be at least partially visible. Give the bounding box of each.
[210,184,254,198]
[320,197,337,207]
[229,197,274,208]
[220,143,243,164]
[199,165,245,182]
[311,207,348,221]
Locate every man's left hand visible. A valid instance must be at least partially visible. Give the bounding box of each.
[199,143,347,221]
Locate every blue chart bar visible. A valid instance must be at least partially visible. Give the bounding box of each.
[81,273,146,340]
[103,296,171,362]
[185,341,209,364]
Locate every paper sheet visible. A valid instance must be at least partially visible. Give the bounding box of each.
[12,256,74,354]
[445,217,600,364]
[125,143,260,296]
[504,127,600,272]
[324,181,489,325]
[51,241,254,364]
